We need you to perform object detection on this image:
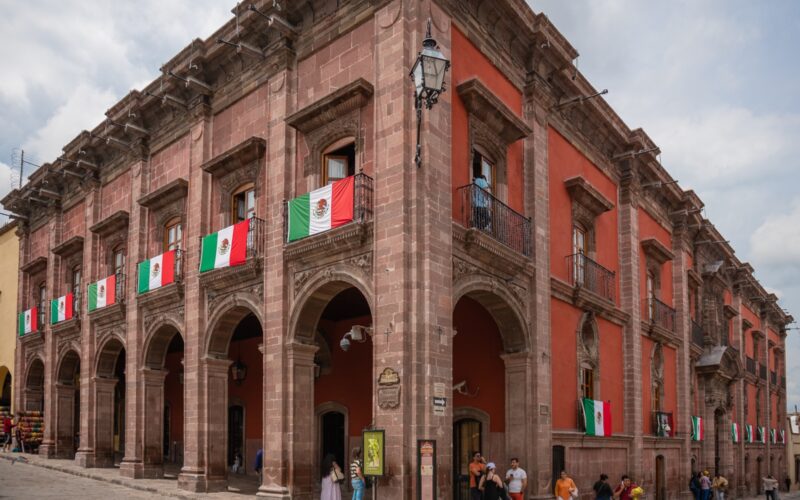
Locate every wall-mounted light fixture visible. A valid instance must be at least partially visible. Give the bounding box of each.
[410,18,450,168]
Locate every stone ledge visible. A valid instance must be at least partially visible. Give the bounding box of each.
[284,222,371,261]
[453,223,532,275]
[551,276,629,326]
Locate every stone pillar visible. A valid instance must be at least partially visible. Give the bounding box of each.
[54,382,76,458]
[502,352,534,465]
[672,219,694,497]
[618,162,643,479]
[285,342,318,497]
[119,147,149,478]
[202,357,230,491]
[732,291,746,494]
[13,226,29,414]
[38,211,61,458]
[526,74,554,498]
[178,98,214,492]
[141,368,168,477]
[92,377,117,467]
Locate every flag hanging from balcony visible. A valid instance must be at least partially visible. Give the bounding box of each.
[287,176,354,242]
[691,416,703,441]
[745,424,753,443]
[200,220,250,272]
[18,307,37,336]
[50,293,74,324]
[138,251,175,294]
[781,429,786,444]
[791,415,800,434]
[731,423,740,443]
[655,412,673,437]
[88,275,116,312]
[770,428,777,444]
[582,398,612,437]
[758,426,766,443]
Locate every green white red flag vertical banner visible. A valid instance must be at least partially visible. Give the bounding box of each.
[50,293,74,324]
[138,251,176,294]
[691,416,703,441]
[770,428,776,444]
[731,423,739,443]
[18,307,37,336]
[287,176,355,242]
[581,398,612,437]
[199,219,250,272]
[745,424,753,443]
[758,426,766,444]
[88,275,116,312]
[781,429,786,444]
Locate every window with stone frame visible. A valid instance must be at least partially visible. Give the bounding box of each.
[112,245,126,299]
[577,312,600,401]
[231,183,256,222]
[565,177,614,264]
[471,147,496,194]
[37,282,46,327]
[641,238,673,318]
[164,217,183,253]
[322,139,356,186]
[69,265,82,313]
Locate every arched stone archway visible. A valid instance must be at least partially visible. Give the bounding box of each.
[451,281,531,499]
[24,357,45,412]
[93,336,125,467]
[0,365,12,409]
[54,349,80,458]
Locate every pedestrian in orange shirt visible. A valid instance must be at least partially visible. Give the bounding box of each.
[468,451,486,500]
[555,471,578,500]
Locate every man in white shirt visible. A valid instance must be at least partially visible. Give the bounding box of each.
[505,457,527,500]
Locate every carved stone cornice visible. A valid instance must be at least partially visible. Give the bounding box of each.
[550,277,629,326]
[21,256,48,274]
[457,78,532,143]
[564,176,614,218]
[19,331,44,348]
[285,222,372,261]
[90,210,130,238]
[687,269,703,289]
[51,318,81,337]
[641,320,681,348]
[199,259,263,294]
[137,178,188,210]
[293,253,372,298]
[286,78,373,135]
[88,302,126,327]
[201,137,266,178]
[136,283,184,311]
[641,238,674,265]
[452,224,532,275]
[52,235,84,258]
[723,304,739,319]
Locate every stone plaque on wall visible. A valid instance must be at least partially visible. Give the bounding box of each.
[378,386,401,410]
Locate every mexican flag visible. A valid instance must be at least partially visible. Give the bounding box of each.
[287,176,354,242]
[770,428,776,444]
[18,307,37,336]
[655,412,674,437]
[200,220,250,272]
[745,424,753,443]
[138,251,175,294]
[758,426,766,443]
[731,423,739,443]
[781,429,786,444]
[50,294,74,324]
[88,275,116,311]
[691,416,703,441]
[582,398,612,437]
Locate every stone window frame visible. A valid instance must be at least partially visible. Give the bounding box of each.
[321,137,358,187]
[564,176,614,261]
[576,311,600,401]
[650,342,665,413]
[456,78,531,205]
[162,215,184,253]
[641,238,674,305]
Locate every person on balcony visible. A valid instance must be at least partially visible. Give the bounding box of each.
[473,174,491,231]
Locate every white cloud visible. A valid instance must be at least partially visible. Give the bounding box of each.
[751,200,800,269]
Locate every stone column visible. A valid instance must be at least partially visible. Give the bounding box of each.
[54,382,76,458]
[202,357,230,491]
[284,342,318,497]
[502,352,534,465]
[732,291,746,494]
[38,211,61,458]
[526,74,554,498]
[93,377,117,467]
[141,368,168,477]
[13,226,29,414]
[618,161,643,479]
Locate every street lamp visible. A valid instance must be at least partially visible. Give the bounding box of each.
[410,18,450,167]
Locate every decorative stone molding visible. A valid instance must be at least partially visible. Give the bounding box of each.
[285,222,372,261]
[89,302,126,327]
[723,304,739,319]
[207,283,263,313]
[457,78,531,144]
[137,178,188,211]
[51,318,81,338]
[21,256,48,274]
[202,137,265,178]
[641,238,674,265]
[89,210,130,238]
[286,79,373,135]
[52,236,85,258]
[565,176,614,222]
[293,253,373,298]
[551,277,630,327]
[452,224,532,274]
[137,283,184,311]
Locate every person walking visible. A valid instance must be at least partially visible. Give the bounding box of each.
[505,457,527,500]
[469,451,486,500]
[593,474,613,500]
[690,472,701,500]
[555,471,578,500]
[349,447,366,500]
[763,474,779,500]
[699,471,712,500]
[254,448,263,484]
[320,453,344,500]
[712,473,728,500]
[2,414,16,452]
[479,462,506,500]
[613,475,638,500]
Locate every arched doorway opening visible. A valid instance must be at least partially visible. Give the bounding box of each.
[94,336,125,467]
[203,306,263,489]
[142,325,184,476]
[55,350,80,458]
[313,286,373,487]
[24,358,45,412]
[655,455,666,500]
[714,408,724,475]
[452,286,527,500]
[0,366,11,408]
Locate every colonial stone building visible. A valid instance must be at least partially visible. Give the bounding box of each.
[3,1,791,498]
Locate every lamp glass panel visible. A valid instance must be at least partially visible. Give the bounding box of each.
[412,60,424,96]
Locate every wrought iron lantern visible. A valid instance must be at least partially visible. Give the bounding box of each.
[410,18,450,167]
[231,358,247,385]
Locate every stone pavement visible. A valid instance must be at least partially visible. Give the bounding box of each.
[0,452,259,499]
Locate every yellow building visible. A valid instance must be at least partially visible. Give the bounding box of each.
[0,221,19,413]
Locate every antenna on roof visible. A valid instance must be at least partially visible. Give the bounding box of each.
[10,148,41,189]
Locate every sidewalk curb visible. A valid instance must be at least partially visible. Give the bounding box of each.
[0,453,198,499]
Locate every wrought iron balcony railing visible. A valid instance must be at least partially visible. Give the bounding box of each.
[115,273,126,302]
[746,357,756,375]
[644,297,676,332]
[566,253,615,302]
[457,183,531,256]
[283,173,374,243]
[692,320,704,347]
[246,217,267,259]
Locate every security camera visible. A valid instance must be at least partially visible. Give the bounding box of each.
[340,336,351,352]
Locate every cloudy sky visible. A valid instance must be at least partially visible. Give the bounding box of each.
[0,2,799,407]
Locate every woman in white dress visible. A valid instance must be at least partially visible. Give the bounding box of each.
[320,453,344,500]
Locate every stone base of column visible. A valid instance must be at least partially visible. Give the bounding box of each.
[54,448,74,459]
[37,442,55,457]
[75,449,111,468]
[118,458,143,478]
[256,484,292,499]
[177,468,228,492]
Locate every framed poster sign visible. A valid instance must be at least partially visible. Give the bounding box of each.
[417,439,437,500]
[362,429,385,476]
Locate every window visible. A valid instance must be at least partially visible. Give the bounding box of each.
[472,149,495,193]
[70,266,82,313]
[164,218,183,252]
[647,271,655,320]
[652,382,662,412]
[232,184,256,223]
[580,365,595,400]
[323,141,356,185]
[113,247,126,299]
[37,283,46,328]
[573,225,587,285]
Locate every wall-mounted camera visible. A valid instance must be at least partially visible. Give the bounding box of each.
[339,325,373,352]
